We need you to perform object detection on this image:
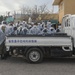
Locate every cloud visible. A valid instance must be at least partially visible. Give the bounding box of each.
[0,0,58,15]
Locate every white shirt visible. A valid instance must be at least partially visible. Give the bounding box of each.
[40,28,48,34]
[47,22,52,29]
[0,25,12,36]
[29,26,40,35]
[37,24,43,30]
[22,27,29,35]
[49,27,56,34]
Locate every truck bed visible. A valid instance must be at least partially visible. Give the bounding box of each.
[5,33,72,47]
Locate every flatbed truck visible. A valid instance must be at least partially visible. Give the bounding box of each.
[1,14,75,63]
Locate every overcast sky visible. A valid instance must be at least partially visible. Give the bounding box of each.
[0,0,58,15]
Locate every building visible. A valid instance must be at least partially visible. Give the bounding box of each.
[53,0,75,23]
[37,14,59,21]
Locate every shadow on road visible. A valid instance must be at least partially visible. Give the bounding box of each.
[43,57,75,64]
[0,57,75,64]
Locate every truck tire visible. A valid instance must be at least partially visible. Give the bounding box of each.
[26,48,43,63]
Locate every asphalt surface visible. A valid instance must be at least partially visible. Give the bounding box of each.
[0,57,75,75]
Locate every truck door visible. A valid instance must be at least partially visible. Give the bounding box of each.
[64,18,72,36]
[71,17,75,47]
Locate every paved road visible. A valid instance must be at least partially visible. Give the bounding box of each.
[0,57,75,75]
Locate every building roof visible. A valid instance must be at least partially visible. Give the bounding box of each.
[53,0,62,5]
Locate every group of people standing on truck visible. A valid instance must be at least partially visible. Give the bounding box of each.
[14,21,56,35]
[0,21,61,36]
[0,20,61,59]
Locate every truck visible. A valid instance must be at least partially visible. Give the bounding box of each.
[5,33,72,63]
[1,14,75,63]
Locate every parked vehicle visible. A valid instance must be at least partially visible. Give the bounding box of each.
[1,14,75,63]
[5,33,72,63]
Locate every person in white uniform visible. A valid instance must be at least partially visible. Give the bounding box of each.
[47,21,52,29]
[29,23,40,35]
[56,26,62,32]
[40,25,48,35]
[17,26,23,35]
[49,27,56,34]
[0,29,6,59]
[0,25,11,36]
[0,25,11,58]
[16,21,20,27]
[22,27,29,35]
[41,22,45,29]
[37,23,43,31]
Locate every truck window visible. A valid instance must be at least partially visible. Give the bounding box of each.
[65,20,68,27]
[67,19,68,27]
[68,19,70,27]
[65,19,70,27]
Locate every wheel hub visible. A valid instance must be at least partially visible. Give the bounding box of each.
[29,51,40,62]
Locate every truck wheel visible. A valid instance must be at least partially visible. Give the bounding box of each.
[26,48,43,63]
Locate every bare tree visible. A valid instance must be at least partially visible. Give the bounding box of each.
[20,4,51,21]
